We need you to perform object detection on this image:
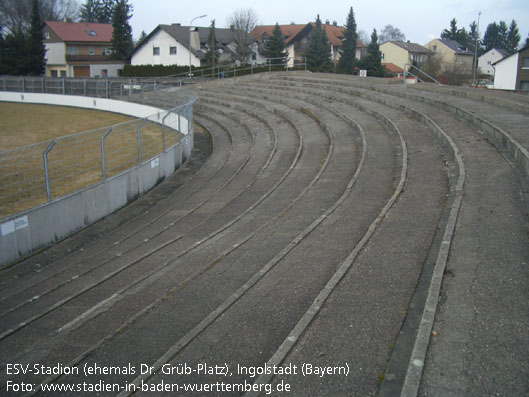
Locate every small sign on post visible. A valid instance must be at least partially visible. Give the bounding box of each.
[359,70,367,77]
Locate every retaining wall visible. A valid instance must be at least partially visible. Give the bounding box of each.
[0,92,193,267]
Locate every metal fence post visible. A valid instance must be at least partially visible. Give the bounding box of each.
[162,112,171,152]
[100,127,112,180]
[42,78,45,93]
[137,119,146,164]
[43,141,56,202]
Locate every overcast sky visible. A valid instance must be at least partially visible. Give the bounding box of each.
[129,0,529,46]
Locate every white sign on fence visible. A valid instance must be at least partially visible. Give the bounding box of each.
[359,70,367,77]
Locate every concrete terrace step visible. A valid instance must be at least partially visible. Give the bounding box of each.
[0,72,527,397]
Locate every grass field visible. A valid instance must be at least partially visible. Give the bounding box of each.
[0,103,180,218]
[0,103,136,151]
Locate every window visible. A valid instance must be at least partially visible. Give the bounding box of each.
[60,70,66,77]
[101,69,108,77]
[103,47,114,55]
[86,30,96,37]
[432,45,437,52]
[67,47,78,55]
[381,53,385,60]
[89,47,95,55]
[520,81,529,91]
[51,70,58,77]
[44,31,50,39]
[170,46,177,55]
[522,57,529,69]
[153,47,160,56]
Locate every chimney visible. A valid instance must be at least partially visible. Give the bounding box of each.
[189,27,200,51]
[172,23,181,27]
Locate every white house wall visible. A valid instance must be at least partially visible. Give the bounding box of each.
[494,53,519,90]
[131,29,200,67]
[45,42,66,64]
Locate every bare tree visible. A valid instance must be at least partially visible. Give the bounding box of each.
[357,29,370,45]
[0,0,79,34]
[379,24,406,43]
[226,8,258,63]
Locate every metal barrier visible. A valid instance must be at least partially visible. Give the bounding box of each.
[0,76,197,219]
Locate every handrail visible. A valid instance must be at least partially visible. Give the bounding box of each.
[403,63,442,85]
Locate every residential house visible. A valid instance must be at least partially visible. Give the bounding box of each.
[478,48,509,76]
[493,45,529,91]
[379,41,434,71]
[130,24,240,68]
[43,21,124,78]
[251,22,366,67]
[424,39,474,73]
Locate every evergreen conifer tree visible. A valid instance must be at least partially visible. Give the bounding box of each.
[358,29,385,77]
[338,6,357,74]
[28,0,46,75]
[204,20,219,68]
[263,23,287,64]
[304,15,332,72]
[110,0,133,60]
[506,20,521,54]
[80,0,104,22]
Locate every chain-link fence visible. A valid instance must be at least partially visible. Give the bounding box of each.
[0,76,196,218]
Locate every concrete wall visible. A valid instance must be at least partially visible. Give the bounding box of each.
[0,92,193,267]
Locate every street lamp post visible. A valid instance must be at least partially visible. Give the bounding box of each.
[189,14,207,79]
[473,11,481,87]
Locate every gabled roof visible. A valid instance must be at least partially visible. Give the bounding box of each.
[131,24,239,60]
[382,62,404,73]
[251,23,365,48]
[45,21,113,42]
[493,44,529,66]
[388,41,434,54]
[252,24,308,46]
[437,39,473,55]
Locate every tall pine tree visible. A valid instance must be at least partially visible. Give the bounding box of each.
[304,15,331,72]
[482,20,520,54]
[204,20,218,68]
[110,0,133,60]
[358,29,385,77]
[28,0,46,75]
[441,18,469,45]
[263,23,287,64]
[338,6,357,74]
[506,20,521,54]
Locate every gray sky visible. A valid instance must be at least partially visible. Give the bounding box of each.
[129,0,529,46]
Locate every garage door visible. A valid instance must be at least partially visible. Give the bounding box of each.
[73,66,90,77]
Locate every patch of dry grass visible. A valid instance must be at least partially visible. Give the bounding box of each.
[0,103,180,218]
[0,103,135,150]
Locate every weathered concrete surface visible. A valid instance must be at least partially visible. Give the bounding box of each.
[0,73,527,397]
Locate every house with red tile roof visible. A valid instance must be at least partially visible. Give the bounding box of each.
[43,21,125,78]
[252,22,366,67]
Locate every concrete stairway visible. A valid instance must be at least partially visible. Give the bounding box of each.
[0,72,527,396]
